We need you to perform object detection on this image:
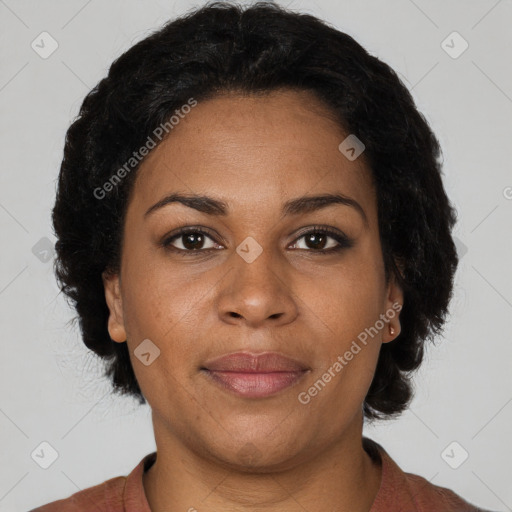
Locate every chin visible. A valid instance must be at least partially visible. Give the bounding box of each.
[199,430,310,473]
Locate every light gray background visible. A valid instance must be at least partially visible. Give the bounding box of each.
[1,0,511,510]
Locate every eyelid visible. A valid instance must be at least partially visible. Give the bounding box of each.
[160,225,223,249]
[291,225,351,244]
[160,224,353,253]
[289,225,354,252]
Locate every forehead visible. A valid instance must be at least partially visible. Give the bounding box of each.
[129,89,375,218]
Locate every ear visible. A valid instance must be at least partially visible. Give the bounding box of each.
[382,272,404,344]
[102,270,127,343]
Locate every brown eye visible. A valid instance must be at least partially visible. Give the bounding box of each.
[302,232,331,250]
[180,232,206,250]
[162,228,220,252]
[290,227,354,253]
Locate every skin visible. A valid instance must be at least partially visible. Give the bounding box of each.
[103,89,403,512]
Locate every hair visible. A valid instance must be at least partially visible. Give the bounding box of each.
[52,0,458,422]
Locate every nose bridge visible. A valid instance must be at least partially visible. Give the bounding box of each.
[217,240,297,326]
[232,241,277,292]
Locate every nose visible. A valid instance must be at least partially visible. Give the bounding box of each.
[216,247,298,328]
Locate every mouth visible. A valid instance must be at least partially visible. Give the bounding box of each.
[201,369,309,398]
[200,351,310,399]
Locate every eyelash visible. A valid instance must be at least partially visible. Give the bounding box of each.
[160,225,354,256]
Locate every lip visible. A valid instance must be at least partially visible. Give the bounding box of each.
[203,351,309,372]
[201,351,310,398]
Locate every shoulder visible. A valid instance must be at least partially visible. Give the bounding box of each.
[29,452,155,512]
[28,476,127,511]
[403,471,492,512]
[364,437,494,512]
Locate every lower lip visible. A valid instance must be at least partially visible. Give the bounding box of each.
[202,370,308,398]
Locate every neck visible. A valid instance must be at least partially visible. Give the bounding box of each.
[143,412,382,512]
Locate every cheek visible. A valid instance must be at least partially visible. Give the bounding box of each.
[121,253,202,340]
[298,254,386,396]
[302,277,384,419]
[120,272,195,402]
[120,260,213,394]
[306,261,385,339]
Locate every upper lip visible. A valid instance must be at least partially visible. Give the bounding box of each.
[202,351,309,373]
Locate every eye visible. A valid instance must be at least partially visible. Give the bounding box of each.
[161,227,222,253]
[289,226,354,254]
[161,225,354,255]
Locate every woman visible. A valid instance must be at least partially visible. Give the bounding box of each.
[32,1,493,510]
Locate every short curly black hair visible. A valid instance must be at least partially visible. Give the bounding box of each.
[52,0,458,422]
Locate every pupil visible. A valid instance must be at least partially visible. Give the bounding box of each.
[307,233,325,249]
[184,233,203,250]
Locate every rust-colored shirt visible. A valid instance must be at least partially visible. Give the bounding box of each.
[30,437,493,511]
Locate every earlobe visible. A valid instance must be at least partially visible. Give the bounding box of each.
[102,270,127,343]
[385,322,400,343]
[383,273,403,344]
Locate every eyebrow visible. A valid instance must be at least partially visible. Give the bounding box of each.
[144,192,368,226]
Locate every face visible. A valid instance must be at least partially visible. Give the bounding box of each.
[103,89,403,470]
